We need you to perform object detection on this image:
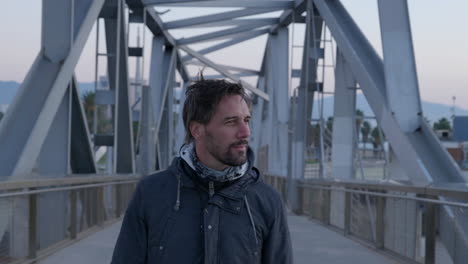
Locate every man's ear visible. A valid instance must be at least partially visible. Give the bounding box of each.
[189,121,204,140]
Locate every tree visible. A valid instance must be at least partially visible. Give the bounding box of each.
[81,91,95,131]
[0,111,3,122]
[361,121,371,144]
[433,117,452,131]
[371,126,385,158]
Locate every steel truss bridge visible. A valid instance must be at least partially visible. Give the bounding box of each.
[0,0,467,263]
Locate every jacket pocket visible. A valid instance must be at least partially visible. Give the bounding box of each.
[152,217,176,263]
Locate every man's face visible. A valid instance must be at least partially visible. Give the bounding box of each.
[193,95,251,170]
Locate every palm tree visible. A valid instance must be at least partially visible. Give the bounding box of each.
[361,121,371,156]
[81,91,95,132]
[371,127,383,158]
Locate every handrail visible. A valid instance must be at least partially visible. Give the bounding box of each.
[299,184,468,209]
[281,176,468,201]
[0,179,139,198]
[0,173,147,191]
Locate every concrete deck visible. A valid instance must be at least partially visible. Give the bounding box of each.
[39,214,399,264]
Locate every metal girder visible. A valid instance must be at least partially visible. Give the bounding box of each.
[138,85,155,175]
[189,72,257,81]
[313,2,468,262]
[155,48,177,168]
[270,0,306,33]
[70,78,97,174]
[181,28,270,61]
[104,0,135,174]
[267,27,289,176]
[164,8,281,29]
[144,7,176,46]
[0,0,104,177]
[378,0,422,133]
[331,50,356,180]
[180,45,270,101]
[142,0,294,9]
[313,0,429,183]
[177,18,280,29]
[290,2,322,182]
[176,21,275,45]
[174,83,189,154]
[186,60,259,74]
[176,50,191,81]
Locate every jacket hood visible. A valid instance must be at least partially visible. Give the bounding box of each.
[169,146,260,211]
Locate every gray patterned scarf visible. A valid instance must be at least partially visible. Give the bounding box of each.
[180,143,248,182]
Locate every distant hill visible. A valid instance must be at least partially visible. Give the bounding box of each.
[0,81,94,105]
[1,81,467,124]
[311,94,468,125]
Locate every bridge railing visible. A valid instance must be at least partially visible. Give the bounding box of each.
[265,174,468,264]
[0,175,140,264]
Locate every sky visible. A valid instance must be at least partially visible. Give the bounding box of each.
[1,0,468,110]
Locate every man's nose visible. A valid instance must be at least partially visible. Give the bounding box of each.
[238,122,250,139]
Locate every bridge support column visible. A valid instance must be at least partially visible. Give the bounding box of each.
[330,49,357,229]
[104,0,135,174]
[289,2,323,212]
[148,37,176,170]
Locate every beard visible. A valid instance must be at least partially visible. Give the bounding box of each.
[205,131,248,167]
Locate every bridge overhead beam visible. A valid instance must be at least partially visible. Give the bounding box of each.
[142,0,295,9]
[176,22,275,45]
[164,8,281,29]
[180,46,270,101]
[181,28,270,62]
[104,0,135,173]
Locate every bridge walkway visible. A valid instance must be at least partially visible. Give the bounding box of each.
[38,213,399,264]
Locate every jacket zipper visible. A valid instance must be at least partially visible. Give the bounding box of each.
[209,181,214,197]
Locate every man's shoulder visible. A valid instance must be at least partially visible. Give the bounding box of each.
[137,166,177,193]
[246,171,284,206]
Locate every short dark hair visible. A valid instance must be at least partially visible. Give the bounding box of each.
[182,79,251,143]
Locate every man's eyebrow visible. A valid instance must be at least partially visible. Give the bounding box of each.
[223,115,251,121]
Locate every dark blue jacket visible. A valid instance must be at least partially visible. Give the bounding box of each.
[111,156,292,263]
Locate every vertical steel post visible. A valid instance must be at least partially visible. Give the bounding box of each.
[424,202,436,264]
[28,193,37,259]
[70,190,77,239]
[344,190,351,235]
[376,195,386,249]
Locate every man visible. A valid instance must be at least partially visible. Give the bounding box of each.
[111,79,292,263]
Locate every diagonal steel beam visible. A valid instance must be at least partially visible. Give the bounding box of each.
[184,18,280,29]
[180,45,269,101]
[144,7,176,46]
[182,28,270,61]
[176,21,275,45]
[70,78,97,174]
[186,60,259,74]
[271,0,306,33]
[164,8,281,29]
[142,0,294,9]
